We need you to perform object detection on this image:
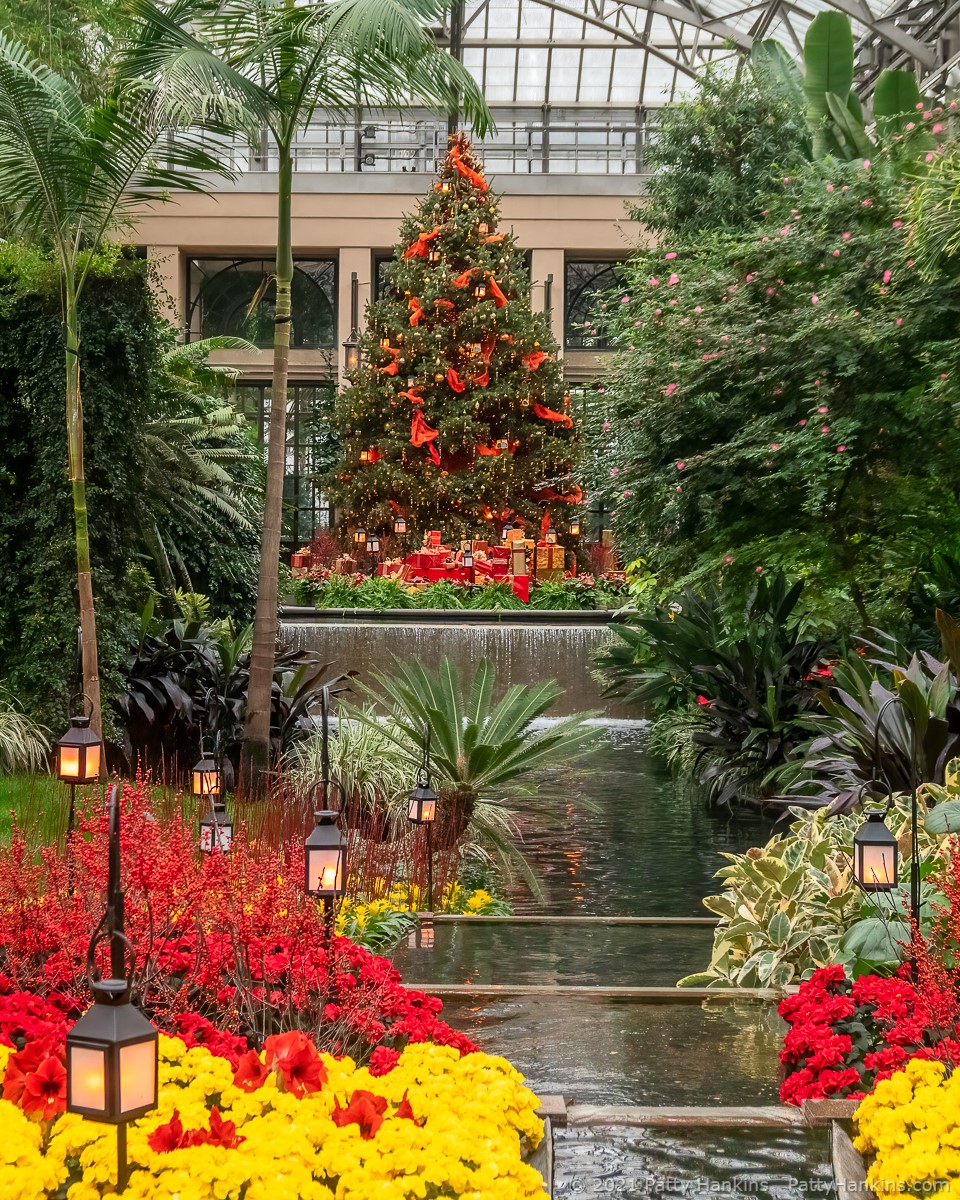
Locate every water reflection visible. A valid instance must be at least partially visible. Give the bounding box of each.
[508,724,774,917]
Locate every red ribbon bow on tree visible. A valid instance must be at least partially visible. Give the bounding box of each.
[411,410,441,465]
[398,385,424,404]
[447,367,466,393]
[487,277,508,308]
[534,402,574,428]
[403,226,442,260]
[408,297,425,326]
[523,350,549,371]
[450,145,488,192]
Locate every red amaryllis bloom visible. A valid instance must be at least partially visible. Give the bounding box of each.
[149,1110,186,1153]
[233,1049,270,1093]
[394,1089,422,1125]
[203,1107,244,1149]
[20,1054,67,1121]
[331,1089,388,1139]
[263,1030,327,1097]
[3,1039,67,1120]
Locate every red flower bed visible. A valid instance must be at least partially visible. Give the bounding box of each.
[778,964,960,1104]
[0,779,475,1064]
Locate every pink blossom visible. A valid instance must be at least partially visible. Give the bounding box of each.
[676,485,682,492]
[941,373,949,379]
[602,421,611,431]
[621,296,630,303]
[933,124,944,134]
[837,445,845,452]
[756,566,763,574]
[780,226,791,236]
[818,405,828,412]
[906,122,916,131]
[820,426,830,434]
[677,461,686,470]
[798,419,807,426]
[892,220,903,228]
[623,490,633,498]
[770,443,780,450]
[883,270,892,284]
[923,111,932,119]
[694,306,702,314]
[611,467,619,476]
[833,250,840,256]
[667,273,680,286]
[826,183,834,192]
[649,277,659,287]
[811,295,819,304]
[926,153,935,163]
[724,556,734,564]
[665,252,677,260]
[665,383,677,396]
[916,102,924,110]
[896,317,903,326]
[720,335,728,342]
[863,159,870,169]
[861,199,872,207]
[842,232,851,240]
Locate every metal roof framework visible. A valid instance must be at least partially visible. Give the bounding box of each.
[444,0,960,108]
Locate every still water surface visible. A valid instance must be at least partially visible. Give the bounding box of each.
[394,723,817,1198]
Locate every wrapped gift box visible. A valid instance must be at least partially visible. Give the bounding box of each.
[535,545,566,571]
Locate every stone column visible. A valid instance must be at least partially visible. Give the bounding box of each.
[530,248,565,358]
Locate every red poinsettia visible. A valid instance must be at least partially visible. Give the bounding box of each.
[368,1046,400,1077]
[2,1038,67,1121]
[331,1089,388,1139]
[263,1030,327,1097]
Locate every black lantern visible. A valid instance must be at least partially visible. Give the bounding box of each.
[354,526,367,547]
[192,753,220,799]
[342,336,359,373]
[474,282,487,299]
[546,528,558,544]
[305,810,347,898]
[57,714,102,784]
[440,179,451,194]
[478,221,489,236]
[359,448,370,463]
[495,436,509,451]
[568,517,581,537]
[500,522,514,543]
[854,811,899,892]
[428,248,441,263]
[394,515,407,536]
[66,784,158,1191]
[462,548,474,572]
[408,781,438,825]
[368,534,380,555]
[200,798,233,854]
[408,724,438,911]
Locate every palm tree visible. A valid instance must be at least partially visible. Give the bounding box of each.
[143,337,263,592]
[128,0,490,794]
[0,33,241,732]
[907,151,960,279]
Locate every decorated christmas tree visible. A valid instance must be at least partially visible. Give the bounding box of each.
[329,134,581,545]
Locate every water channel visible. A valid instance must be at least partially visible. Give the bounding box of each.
[283,619,833,1197]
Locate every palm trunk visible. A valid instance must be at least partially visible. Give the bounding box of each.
[241,141,294,796]
[65,279,102,735]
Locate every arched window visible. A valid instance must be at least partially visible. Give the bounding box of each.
[187,258,337,348]
[564,259,622,350]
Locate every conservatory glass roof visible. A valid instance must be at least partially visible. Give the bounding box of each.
[453,0,960,107]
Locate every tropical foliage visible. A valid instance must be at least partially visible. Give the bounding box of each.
[0,696,47,776]
[680,795,951,989]
[118,598,346,782]
[599,574,833,807]
[591,68,960,635]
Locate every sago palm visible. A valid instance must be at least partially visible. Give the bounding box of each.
[0,32,242,731]
[361,658,600,846]
[127,0,490,793]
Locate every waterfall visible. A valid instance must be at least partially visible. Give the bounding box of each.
[281,618,630,717]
